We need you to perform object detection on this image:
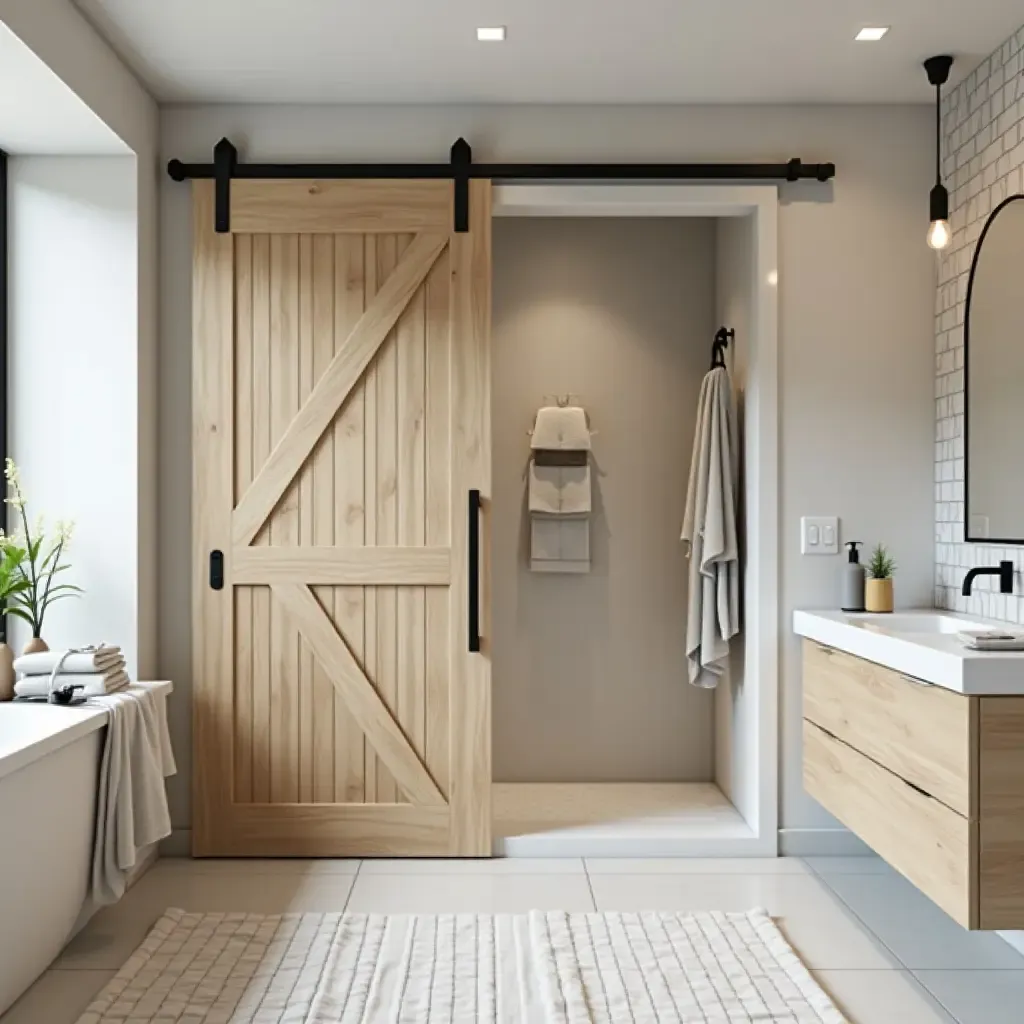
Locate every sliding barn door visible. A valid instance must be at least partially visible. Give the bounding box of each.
[192,180,491,856]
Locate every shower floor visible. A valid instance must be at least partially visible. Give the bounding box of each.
[492,782,757,857]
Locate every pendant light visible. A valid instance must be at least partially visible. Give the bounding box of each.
[924,55,954,251]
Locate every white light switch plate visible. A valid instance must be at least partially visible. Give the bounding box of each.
[801,516,839,555]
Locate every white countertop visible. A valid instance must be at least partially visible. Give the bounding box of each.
[793,610,1024,695]
[0,681,173,783]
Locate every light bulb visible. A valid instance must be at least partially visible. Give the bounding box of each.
[927,218,952,250]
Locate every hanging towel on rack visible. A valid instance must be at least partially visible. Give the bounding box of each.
[681,365,740,688]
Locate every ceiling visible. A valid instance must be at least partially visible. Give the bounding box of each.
[73,0,1022,105]
[0,23,127,153]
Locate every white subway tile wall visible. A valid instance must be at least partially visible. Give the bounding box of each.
[936,22,1024,620]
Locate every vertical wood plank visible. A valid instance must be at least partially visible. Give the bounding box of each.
[374,234,399,803]
[298,234,315,803]
[424,246,451,797]
[310,235,338,804]
[251,234,272,803]
[363,235,379,803]
[398,240,427,769]
[233,234,254,804]
[448,183,492,854]
[192,181,236,852]
[333,233,368,803]
[270,233,301,804]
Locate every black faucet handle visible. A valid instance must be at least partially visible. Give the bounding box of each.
[1001,560,1016,595]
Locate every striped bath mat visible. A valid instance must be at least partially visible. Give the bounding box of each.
[76,908,845,1022]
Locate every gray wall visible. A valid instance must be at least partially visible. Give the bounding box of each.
[160,104,935,842]
[491,217,716,783]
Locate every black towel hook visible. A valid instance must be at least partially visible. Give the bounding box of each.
[710,327,735,370]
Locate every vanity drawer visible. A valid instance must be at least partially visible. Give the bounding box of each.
[803,640,974,816]
[804,719,975,928]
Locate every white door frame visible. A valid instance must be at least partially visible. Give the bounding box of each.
[493,185,779,855]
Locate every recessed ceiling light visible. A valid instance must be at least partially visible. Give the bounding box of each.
[477,26,506,42]
[855,26,890,42]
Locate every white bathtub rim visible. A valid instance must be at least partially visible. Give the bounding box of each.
[0,680,172,783]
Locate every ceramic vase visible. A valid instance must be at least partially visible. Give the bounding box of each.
[0,642,14,701]
[22,636,49,656]
[865,578,894,613]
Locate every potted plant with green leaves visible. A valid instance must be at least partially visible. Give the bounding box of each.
[865,543,896,613]
[0,542,31,700]
[1,459,81,655]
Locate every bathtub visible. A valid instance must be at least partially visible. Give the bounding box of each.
[0,682,172,1015]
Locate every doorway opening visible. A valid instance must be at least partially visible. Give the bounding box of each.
[489,186,779,857]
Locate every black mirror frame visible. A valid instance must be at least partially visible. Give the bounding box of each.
[964,192,1024,544]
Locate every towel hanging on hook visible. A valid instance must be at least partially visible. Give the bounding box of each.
[710,326,735,370]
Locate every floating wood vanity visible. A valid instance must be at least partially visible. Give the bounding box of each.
[799,629,1024,931]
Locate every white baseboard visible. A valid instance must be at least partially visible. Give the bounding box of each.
[160,828,192,857]
[778,828,873,857]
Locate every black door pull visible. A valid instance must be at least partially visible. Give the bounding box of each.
[209,550,224,590]
[468,490,481,652]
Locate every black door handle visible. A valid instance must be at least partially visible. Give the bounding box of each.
[468,490,481,653]
[209,550,224,590]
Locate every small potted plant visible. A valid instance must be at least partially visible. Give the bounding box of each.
[2,459,81,654]
[865,544,896,613]
[0,543,31,700]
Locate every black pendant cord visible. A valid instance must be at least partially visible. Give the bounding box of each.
[935,80,943,188]
[168,137,836,234]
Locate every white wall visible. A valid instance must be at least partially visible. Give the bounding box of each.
[160,103,936,839]
[8,157,140,676]
[0,0,154,157]
[935,22,1024,620]
[1,0,160,676]
[714,213,758,824]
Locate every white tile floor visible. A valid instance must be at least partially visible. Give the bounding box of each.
[3,854,1023,1023]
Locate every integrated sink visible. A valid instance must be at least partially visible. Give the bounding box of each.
[794,608,1024,695]
[851,612,989,635]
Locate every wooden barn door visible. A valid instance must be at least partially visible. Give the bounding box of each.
[192,179,491,856]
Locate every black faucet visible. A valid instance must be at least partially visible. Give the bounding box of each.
[962,560,1014,596]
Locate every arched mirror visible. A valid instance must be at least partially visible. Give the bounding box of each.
[966,194,1024,542]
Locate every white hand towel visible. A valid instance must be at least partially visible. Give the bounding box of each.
[528,463,592,515]
[530,406,591,451]
[681,365,740,689]
[14,669,130,698]
[15,646,123,676]
[88,687,176,908]
[530,515,591,573]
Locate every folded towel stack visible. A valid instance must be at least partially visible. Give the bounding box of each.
[13,645,129,698]
[528,404,593,573]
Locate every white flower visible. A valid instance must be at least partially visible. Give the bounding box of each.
[56,520,74,544]
[4,459,26,509]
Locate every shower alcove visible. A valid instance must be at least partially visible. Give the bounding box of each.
[489,186,779,857]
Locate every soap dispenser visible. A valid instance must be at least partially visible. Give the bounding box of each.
[842,541,866,612]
